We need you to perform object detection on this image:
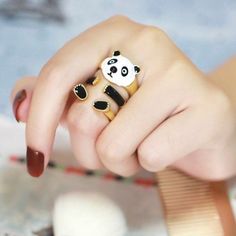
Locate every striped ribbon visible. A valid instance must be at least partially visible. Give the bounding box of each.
[9,155,157,188]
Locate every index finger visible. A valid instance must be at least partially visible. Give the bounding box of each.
[26,15,142,177]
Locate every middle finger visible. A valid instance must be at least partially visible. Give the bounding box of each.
[67,71,140,176]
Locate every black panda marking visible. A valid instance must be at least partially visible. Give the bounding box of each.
[110,66,117,73]
[113,51,121,56]
[121,66,128,77]
[108,58,118,65]
[104,84,125,107]
[134,65,140,74]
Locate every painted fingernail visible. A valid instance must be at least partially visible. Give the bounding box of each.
[12,89,26,122]
[26,147,44,177]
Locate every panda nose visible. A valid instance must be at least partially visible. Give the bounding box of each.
[110,66,117,73]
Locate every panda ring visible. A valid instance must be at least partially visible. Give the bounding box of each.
[73,51,140,121]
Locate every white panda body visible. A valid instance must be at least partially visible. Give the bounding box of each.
[101,51,140,87]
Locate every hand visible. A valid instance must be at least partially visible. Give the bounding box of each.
[11,16,236,180]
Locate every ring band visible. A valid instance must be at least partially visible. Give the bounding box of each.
[104,110,115,121]
[124,79,139,96]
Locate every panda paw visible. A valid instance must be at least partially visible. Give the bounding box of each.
[73,84,88,100]
[93,100,110,112]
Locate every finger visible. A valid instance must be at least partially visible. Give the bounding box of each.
[25,16,142,177]
[10,76,73,125]
[11,76,37,123]
[67,74,139,176]
[96,71,185,166]
[97,59,207,165]
[138,108,210,172]
[67,102,106,170]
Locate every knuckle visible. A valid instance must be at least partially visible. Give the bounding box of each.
[138,26,166,44]
[214,89,232,113]
[106,15,136,34]
[39,63,67,90]
[108,14,131,24]
[206,88,234,129]
[208,89,235,139]
[138,144,158,172]
[138,143,169,172]
[67,105,96,136]
[97,140,122,163]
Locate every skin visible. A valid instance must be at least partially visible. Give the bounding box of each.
[10,16,236,180]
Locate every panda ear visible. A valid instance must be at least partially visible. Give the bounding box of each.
[134,65,140,74]
[113,51,120,56]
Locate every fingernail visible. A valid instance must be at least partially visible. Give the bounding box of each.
[26,147,44,177]
[12,89,26,122]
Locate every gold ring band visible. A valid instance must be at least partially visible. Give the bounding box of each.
[124,79,139,96]
[104,110,115,121]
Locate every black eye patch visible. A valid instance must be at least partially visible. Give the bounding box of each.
[107,58,118,65]
[121,66,128,77]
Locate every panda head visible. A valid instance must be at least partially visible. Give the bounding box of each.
[101,51,140,87]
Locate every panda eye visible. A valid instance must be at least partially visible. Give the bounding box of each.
[121,66,128,77]
[108,59,118,65]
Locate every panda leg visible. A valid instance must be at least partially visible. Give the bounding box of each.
[86,76,101,86]
[103,84,125,107]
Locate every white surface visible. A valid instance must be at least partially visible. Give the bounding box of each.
[1,115,236,236]
[1,115,236,235]
[0,115,167,236]
[53,191,127,236]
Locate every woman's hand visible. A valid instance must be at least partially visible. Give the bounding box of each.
[11,16,236,180]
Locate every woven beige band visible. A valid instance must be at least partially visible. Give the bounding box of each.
[156,168,236,236]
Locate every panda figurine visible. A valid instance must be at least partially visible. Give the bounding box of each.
[73,51,140,120]
[101,50,140,88]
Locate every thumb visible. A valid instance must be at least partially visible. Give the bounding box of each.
[11,76,36,123]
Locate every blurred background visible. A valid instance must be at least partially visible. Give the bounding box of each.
[0,0,236,117]
[0,1,236,235]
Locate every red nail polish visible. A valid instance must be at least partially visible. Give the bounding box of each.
[12,89,26,122]
[27,147,44,177]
